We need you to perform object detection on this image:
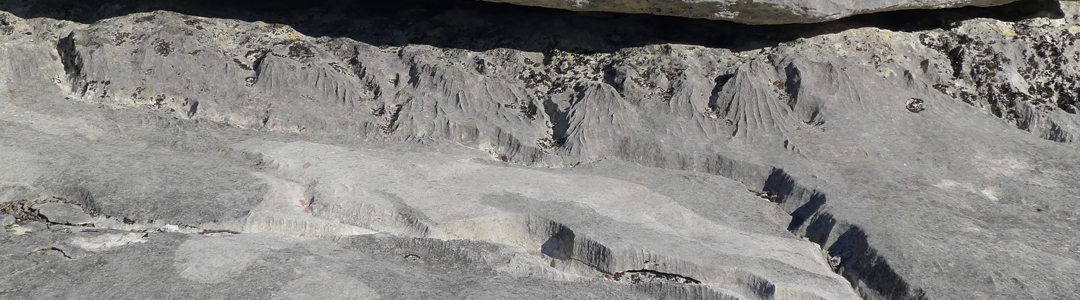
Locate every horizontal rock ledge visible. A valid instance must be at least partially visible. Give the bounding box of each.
[477,0,1025,24]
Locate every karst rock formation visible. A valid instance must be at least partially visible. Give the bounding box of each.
[1,0,1078,299]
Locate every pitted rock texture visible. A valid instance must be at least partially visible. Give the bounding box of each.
[1,0,1080,300]
[479,0,1023,24]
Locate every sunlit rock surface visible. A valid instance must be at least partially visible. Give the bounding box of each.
[1,0,1078,299]
[480,0,1023,24]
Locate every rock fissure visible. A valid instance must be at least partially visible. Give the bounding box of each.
[606,269,702,285]
[28,247,72,259]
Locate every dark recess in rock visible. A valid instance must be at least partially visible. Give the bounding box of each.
[828,227,929,300]
[0,0,1063,53]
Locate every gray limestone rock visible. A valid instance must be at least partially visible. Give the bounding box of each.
[479,0,1023,24]
[0,0,1079,300]
[0,230,660,299]
[32,203,92,226]
[0,214,13,226]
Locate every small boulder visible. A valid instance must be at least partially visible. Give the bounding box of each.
[32,203,93,226]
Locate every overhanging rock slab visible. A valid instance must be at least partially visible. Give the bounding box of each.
[478,0,1023,24]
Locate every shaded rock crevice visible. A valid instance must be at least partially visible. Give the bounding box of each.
[526,218,761,299]
[760,173,928,300]
[687,157,926,300]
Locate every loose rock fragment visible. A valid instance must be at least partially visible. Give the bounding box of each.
[0,197,83,223]
[32,202,93,226]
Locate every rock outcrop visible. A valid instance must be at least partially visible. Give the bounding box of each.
[480,0,1024,24]
[1,0,1079,299]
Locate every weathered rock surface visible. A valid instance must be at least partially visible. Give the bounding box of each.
[2,230,661,299]
[32,203,92,226]
[479,0,1023,24]
[1,0,1079,299]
